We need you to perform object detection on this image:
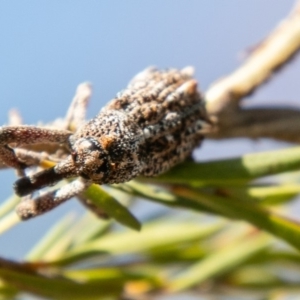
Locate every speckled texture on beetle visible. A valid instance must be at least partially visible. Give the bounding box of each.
[70,67,208,182]
[0,67,209,219]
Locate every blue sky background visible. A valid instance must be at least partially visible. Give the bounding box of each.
[0,1,299,259]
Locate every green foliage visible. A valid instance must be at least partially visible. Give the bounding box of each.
[2,147,300,299]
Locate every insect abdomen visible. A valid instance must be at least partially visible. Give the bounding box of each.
[106,67,208,177]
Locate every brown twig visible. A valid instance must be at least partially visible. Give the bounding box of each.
[205,1,300,115]
[207,107,300,143]
[204,1,300,143]
[64,82,92,131]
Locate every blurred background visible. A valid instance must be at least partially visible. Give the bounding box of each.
[0,0,299,259]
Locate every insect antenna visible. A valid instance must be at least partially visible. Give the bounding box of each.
[14,167,65,196]
[14,156,78,196]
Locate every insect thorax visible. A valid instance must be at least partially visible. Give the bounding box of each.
[70,110,145,184]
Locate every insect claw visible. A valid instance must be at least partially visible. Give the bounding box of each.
[16,200,35,220]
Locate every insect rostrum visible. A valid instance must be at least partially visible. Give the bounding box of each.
[0,67,209,220]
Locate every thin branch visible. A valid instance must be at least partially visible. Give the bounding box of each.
[205,1,300,115]
[64,82,92,131]
[207,107,300,143]
[203,1,300,143]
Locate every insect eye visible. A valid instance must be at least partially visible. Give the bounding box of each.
[71,138,100,163]
[83,137,102,152]
[72,137,102,154]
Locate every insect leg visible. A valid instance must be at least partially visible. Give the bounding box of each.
[64,82,92,131]
[14,155,77,196]
[16,178,90,220]
[0,126,71,170]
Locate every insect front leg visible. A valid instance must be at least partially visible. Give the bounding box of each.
[14,154,78,196]
[16,178,91,220]
[0,126,72,171]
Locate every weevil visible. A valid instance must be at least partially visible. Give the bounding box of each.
[0,67,209,219]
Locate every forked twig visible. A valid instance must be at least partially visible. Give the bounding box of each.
[206,1,300,114]
[204,1,300,142]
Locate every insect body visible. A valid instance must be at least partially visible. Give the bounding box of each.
[0,67,209,219]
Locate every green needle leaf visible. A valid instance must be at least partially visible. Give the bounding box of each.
[0,264,124,300]
[149,146,300,185]
[173,186,300,251]
[83,184,141,231]
[26,213,76,261]
[51,220,222,266]
[224,184,300,205]
[168,233,271,291]
[0,195,20,218]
